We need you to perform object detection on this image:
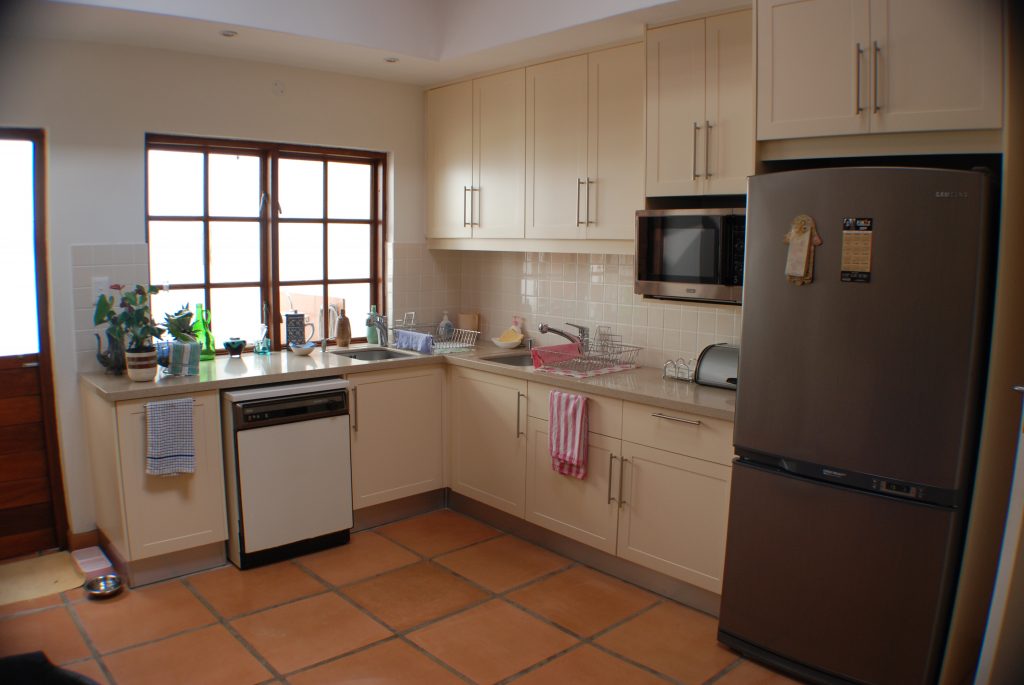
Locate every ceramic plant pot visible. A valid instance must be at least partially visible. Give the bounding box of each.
[125,349,158,382]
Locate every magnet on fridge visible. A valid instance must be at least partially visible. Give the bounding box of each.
[784,214,823,285]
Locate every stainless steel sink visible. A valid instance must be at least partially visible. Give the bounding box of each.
[485,354,535,367]
[332,348,418,361]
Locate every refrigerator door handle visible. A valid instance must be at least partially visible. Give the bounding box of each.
[651,412,701,426]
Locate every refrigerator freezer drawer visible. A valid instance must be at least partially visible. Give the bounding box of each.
[719,460,961,685]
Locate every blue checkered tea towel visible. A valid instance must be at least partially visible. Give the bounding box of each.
[144,398,195,476]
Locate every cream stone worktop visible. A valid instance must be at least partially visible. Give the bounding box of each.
[80,342,736,419]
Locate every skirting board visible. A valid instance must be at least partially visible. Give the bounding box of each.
[353,489,447,532]
[67,529,100,551]
[98,530,225,588]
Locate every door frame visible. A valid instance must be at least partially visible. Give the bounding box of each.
[0,127,68,551]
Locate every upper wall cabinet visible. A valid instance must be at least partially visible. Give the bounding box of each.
[646,11,754,197]
[756,0,1003,141]
[427,70,525,239]
[525,43,644,240]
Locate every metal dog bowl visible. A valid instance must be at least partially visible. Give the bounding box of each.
[83,574,123,599]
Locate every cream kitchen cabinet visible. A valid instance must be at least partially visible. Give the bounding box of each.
[525,43,643,240]
[426,69,525,239]
[756,0,1003,140]
[347,367,444,510]
[82,388,227,582]
[646,11,753,196]
[449,367,528,516]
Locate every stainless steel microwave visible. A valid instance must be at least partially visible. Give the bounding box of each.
[635,208,745,305]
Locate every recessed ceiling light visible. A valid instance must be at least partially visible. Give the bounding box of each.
[220,30,238,38]
[384,57,399,63]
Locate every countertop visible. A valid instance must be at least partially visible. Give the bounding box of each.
[81,342,737,420]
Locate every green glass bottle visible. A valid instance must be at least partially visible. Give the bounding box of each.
[366,304,379,344]
[192,303,217,361]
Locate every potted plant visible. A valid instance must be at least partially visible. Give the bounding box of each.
[160,306,202,376]
[93,284,165,381]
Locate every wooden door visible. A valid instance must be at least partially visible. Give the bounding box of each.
[587,43,644,240]
[426,82,474,238]
[756,0,870,140]
[525,55,588,240]
[646,19,707,196]
[349,367,444,509]
[705,10,754,195]
[473,69,526,239]
[868,0,1003,133]
[449,368,527,516]
[0,129,66,559]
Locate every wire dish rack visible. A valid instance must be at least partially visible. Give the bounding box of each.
[392,322,480,354]
[534,327,641,378]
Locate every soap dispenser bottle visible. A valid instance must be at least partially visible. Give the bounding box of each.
[335,299,352,347]
[366,305,379,344]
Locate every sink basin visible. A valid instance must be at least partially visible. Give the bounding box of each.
[485,353,535,367]
[332,348,417,361]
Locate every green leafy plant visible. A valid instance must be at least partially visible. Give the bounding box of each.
[93,284,165,352]
[163,306,197,342]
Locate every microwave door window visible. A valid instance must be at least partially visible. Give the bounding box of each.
[662,226,718,283]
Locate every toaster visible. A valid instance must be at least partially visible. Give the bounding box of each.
[695,343,739,390]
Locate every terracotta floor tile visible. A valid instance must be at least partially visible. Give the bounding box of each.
[188,561,325,617]
[232,592,391,674]
[508,566,658,637]
[513,644,667,685]
[435,535,571,592]
[289,638,464,685]
[63,659,111,685]
[103,624,270,685]
[376,509,500,557]
[409,600,577,684]
[0,606,90,664]
[74,581,216,653]
[595,602,736,683]
[0,592,64,618]
[716,659,803,684]
[341,561,488,631]
[295,532,419,586]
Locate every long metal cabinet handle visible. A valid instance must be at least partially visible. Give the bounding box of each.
[576,178,584,226]
[704,121,713,179]
[586,178,595,225]
[651,412,701,426]
[691,122,702,179]
[873,41,881,113]
[607,454,618,504]
[854,43,864,114]
[1014,386,1024,393]
[618,457,627,509]
[351,387,358,432]
[473,187,480,227]
[515,391,525,437]
[463,186,470,227]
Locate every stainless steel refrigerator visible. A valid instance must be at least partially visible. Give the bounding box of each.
[718,166,994,685]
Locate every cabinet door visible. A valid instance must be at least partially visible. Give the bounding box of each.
[756,0,870,140]
[450,368,527,516]
[525,56,588,240]
[116,392,227,560]
[869,0,1002,133]
[349,367,444,509]
[525,419,619,554]
[646,19,707,196]
[473,69,526,239]
[705,11,754,195]
[587,43,644,240]
[426,81,473,238]
[617,441,731,593]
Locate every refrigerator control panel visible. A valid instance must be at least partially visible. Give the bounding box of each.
[873,478,923,500]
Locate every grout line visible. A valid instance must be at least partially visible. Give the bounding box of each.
[702,657,745,684]
[62,593,119,685]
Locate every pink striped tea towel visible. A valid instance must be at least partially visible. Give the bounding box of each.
[549,390,588,479]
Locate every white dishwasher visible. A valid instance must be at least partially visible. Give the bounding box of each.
[222,378,352,569]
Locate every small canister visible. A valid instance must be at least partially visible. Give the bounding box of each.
[284,311,314,348]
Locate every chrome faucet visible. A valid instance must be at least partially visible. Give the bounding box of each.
[368,311,389,347]
[538,322,588,347]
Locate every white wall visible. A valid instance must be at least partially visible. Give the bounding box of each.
[0,37,426,533]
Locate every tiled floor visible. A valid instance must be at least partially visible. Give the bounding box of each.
[0,510,802,684]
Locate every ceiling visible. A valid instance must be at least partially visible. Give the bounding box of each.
[12,0,747,86]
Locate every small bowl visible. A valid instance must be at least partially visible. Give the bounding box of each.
[289,342,316,356]
[223,338,246,357]
[491,337,523,349]
[84,574,123,599]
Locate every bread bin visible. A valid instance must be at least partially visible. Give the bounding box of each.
[695,343,739,390]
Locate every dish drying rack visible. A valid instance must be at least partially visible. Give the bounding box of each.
[392,319,479,354]
[534,326,641,378]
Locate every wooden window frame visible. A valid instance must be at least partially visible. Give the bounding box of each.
[145,134,387,350]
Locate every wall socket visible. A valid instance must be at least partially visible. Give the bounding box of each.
[91,276,109,298]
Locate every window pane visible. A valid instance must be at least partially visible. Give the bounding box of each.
[211,287,261,343]
[278,158,323,218]
[0,140,39,356]
[327,162,371,219]
[210,153,260,217]
[328,223,370,280]
[148,150,203,216]
[148,221,205,285]
[329,283,371,340]
[278,222,323,282]
[150,288,205,340]
[279,285,325,342]
[210,221,260,283]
